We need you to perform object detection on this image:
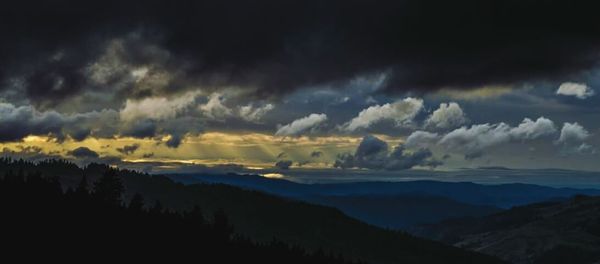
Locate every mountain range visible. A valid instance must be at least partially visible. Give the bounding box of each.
[166,173,600,229]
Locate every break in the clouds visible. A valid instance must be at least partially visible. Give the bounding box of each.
[342,98,423,132]
[556,82,595,99]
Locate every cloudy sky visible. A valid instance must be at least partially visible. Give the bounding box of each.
[2,0,600,174]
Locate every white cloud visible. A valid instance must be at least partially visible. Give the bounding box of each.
[555,123,595,155]
[198,92,233,120]
[404,131,439,149]
[239,103,274,122]
[425,102,467,129]
[509,117,557,140]
[557,122,590,144]
[276,113,327,136]
[556,82,595,99]
[120,91,199,121]
[343,97,423,132]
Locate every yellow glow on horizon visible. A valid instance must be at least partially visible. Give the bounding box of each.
[1,132,405,170]
[262,173,285,179]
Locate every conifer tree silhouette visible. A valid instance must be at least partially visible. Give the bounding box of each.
[186,205,205,225]
[150,200,163,214]
[213,209,233,241]
[128,193,145,211]
[92,169,124,206]
[76,174,88,195]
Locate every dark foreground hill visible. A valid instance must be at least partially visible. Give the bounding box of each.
[413,196,600,264]
[0,169,362,264]
[0,158,504,264]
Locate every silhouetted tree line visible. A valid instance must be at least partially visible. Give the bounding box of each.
[0,167,364,264]
[0,158,506,263]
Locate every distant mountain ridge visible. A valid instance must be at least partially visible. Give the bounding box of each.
[167,173,600,208]
[166,173,600,229]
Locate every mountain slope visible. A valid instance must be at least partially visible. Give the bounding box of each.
[413,195,600,264]
[307,194,501,229]
[0,159,505,264]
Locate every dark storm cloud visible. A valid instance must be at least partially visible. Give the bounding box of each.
[0,102,120,142]
[66,147,125,166]
[116,144,140,155]
[165,135,182,148]
[159,116,204,148]
[120,120,158,139]
[275,160,293,170]
[3,0,600,103]
[0,103,65,142]
[67,147,99,158]
[334,135,441,170]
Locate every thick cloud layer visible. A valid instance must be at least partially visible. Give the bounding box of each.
[0,102,120,142]
[0,103,65,142]
[3,0,600,105]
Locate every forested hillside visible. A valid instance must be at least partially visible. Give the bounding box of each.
[0,158,504,264]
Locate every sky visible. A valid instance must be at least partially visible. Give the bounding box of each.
[1,0,600,176]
